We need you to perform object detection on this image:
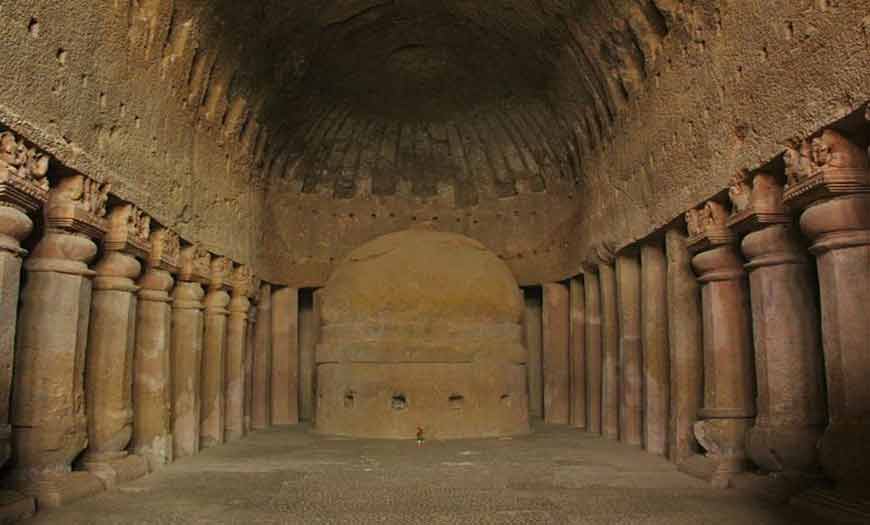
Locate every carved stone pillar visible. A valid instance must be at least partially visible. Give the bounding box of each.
[683,201,756,488]
[171,245,210,458]
[0,131,48,520]
[9,174,108,506]
[582,263,602,435]
[542,282,570,424]
[225,266,252,441]
[616,252,642,446]
[200,257,231,449]
[81,203,151,488]
[783,130,870,494]
[271,286,300,425]
[243,280,260,434]
[597,246,619,440]
[569,277,586,429]
[728,172,826,476]
[252,283,272,429]
[131,227,179,470]
[665,227,703,464]
[641,239,669,456]
[523,289,543,419]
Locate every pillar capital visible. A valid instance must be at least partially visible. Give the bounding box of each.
[208,256,233,292]
[229,265,253,314]
[44,174,109,240]
[783,129,870,211]
[104,203,151,259]
[0,130,50,216]
[146,227,180,275]
[178,243,210,283]
[686,201,735,254]
[726,172,793,235]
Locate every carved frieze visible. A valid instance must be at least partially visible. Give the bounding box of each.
[726,172,792,235]
[783,129,870,209]
[104,203,151,260]
[148,227,180,273]
[0,130,50,213]
[686,201,735,254]
[45,174,109,239]
[209,256,233,290]
[179,244,211,283]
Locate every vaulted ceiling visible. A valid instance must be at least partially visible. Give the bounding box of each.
[200,0,670,206]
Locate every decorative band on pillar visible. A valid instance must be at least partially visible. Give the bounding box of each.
[81,203,152,488]
[728,172,826,480]
[132,226,180,471]
[682,200,756,489]
[782,129,870,495]
[9,173,109,507]
[171,244,210,458]
[201,256,232,448]
[0,130,49,520]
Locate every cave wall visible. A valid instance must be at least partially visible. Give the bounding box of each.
[0,0,270,275]
[563,0,870,270]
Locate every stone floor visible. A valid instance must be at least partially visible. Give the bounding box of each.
[27,423,813,524]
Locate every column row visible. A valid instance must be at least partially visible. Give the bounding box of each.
[0,130,300,517]
[551,126,868,512]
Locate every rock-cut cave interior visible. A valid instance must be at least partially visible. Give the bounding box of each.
[0,1,868,523]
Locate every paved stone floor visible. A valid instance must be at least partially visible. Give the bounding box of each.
[28,423,813,524]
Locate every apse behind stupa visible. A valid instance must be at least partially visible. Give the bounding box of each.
[314,230,529,439]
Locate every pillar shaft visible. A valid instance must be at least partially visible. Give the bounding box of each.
[665,227,703,463]
[583,269,602,434]
[781,131,870,490]
[598,259,619,440]
[252,284,272,429]
[569,277,586,429]
[244,302,257,433]
[740,224,826,473]
[523,289,543,419]
[271,287,299,425]
[0,206,35,471]
[686,202,756,488]
[82,247,148,487]
[542,283,570,424]
[10,174,108,506]
[225,286,250,441]
[616,253,642,446]
[132,267,175,469]
[299,291,318,421]
[809,202,870,487]
[200,286,229,448]
[641,240,669,456]
[171,280,205,457]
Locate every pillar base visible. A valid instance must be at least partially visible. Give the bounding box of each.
[80,453,149,490]
[11,471,104,508]
[0,490,34,523]
[791,488,870,524]
[678,452,748,489]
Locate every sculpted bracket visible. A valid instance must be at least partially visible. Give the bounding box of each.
[0,130,50,213]
[783,129,870,209]
[45,174,109,239]
[105,203,151,260]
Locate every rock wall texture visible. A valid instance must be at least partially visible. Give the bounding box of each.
[2,0,868,286]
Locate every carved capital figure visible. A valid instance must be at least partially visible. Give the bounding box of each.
[178,244,211,283]
[686,201,734,254]
[208,256,233,291]
[784,129,870,209]
[147,227,180,274]
[727,173,791,235]
[104,203,151,260]
[45,174,109,240]
[0,130,49,216]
